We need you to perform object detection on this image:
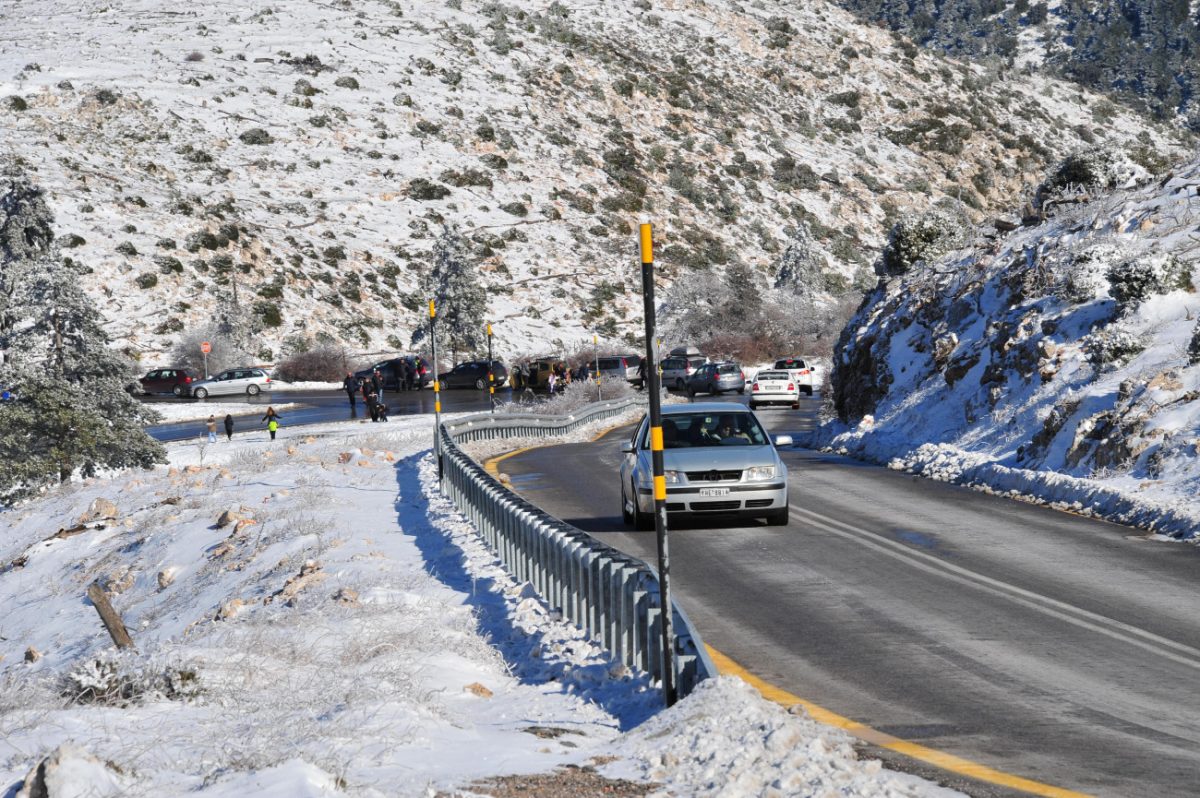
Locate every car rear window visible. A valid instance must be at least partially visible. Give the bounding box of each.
[775,359,806,369]
[598,358,623,369]
[717,364,740,374]
[756,371,789,380]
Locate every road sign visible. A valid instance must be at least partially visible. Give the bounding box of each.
[200,341,212,354]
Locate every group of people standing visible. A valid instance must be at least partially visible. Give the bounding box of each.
[204,406,283,442]
[342,370,390,422]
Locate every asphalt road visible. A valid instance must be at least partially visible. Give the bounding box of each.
[143,386,514,441]
[498,392,1200,798]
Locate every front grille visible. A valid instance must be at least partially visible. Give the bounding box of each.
[745,499,774,508]
[685,470,742,482]
[665,502,686,512]
[691,500,740,511]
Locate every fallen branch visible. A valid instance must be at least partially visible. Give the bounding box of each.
[87,583,135,649]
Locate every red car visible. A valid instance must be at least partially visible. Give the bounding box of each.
[138,368,196,396]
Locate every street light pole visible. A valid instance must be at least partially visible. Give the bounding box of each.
[487,322,495,413]
[639,221,676,707]
[430,299,442,481]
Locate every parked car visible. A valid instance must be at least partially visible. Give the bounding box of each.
[660,355,707,390]
[619,403,793,528]
[136,367,197,397]
[597,354,643,387]
[749,370,800,410]
[443,360,509,389]
[524,358,566,389]
[354,355,431,391]
[686,361,745,396]
[187,367,272,399]
[773,357,815,396]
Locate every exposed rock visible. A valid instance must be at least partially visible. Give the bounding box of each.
[24,646,41,663]
[356,459,374,468]
[101,568,135,596]
[332,587,359,605]
[932,333,958,367]
[215,509,242,528]
[79,498,118,523]
[337,452,354,464]
[1148,370,1183,392]
[216,598,246,620]
[16,744,125,798]
[943,350,980,386]
[232,518,257,535]
[157,568,177,590]
[267,561,326,606]
[464,682,494,698]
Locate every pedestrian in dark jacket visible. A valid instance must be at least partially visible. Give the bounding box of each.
[261,407,282,440]
[223,413,235,441]
[372,368,384,402]
[367,390,380,422]
[399,359,412,391]
[342,372,358,408]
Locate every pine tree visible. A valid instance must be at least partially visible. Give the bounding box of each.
[0,176,164,498]
[413,226,487,360]
[773,223,828,299]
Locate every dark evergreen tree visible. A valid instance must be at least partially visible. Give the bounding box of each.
[412,226,487,360]
[0,176,164,498]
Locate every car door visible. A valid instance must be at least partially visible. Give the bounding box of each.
[141,369,162,393]
[220,370,249,396]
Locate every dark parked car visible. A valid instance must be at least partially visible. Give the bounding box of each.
[686,361,746,396]
[354,356,431,390]
[442,360,508,389]
[137,367,197,396]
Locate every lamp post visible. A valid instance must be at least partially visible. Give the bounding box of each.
[639,222,675,707]
[486,322,495,413]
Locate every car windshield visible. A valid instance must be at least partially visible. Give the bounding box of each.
[643,412,768,448]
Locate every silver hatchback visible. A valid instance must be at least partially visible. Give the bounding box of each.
[619,404,793,527]
[685,361,745,396]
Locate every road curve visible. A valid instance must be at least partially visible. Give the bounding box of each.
[497,396,1200,798]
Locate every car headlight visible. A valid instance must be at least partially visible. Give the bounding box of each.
[663,470,682,484]
[745,466,776,481]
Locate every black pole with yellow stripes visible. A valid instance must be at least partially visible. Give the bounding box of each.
[639,222,676,707]
[430,299,442,481]
[486,322,495,413]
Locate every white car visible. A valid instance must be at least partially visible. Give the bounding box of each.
[619,403,793,527]
[188,367,272,398]
[749,370,800,410]
[772,357,815,396]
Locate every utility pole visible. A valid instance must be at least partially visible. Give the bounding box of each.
[639,222,675,707]
[487,322,495,413]
[430,299,442,481]
[594,332,601,401]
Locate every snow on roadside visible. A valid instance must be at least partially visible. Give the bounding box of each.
[148,400,302,424]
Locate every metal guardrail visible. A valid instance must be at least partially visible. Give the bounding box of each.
[437,397,717,697]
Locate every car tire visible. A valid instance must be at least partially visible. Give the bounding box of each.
[247,385,260,396]
[475,377,486,390]
[766,506,789,526]
[749,402,758,411]
[621,486,634,525]
[172,385,184,397]
[791,402,800,410]
[193,387,208,399]
[632,495,653,531]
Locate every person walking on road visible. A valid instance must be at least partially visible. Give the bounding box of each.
[342,371,359,408]
[205,415,217,444]
[372,368,384,403]
[261,407,282,440]
[223,413,235,441]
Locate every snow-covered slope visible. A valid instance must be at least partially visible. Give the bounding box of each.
[823,156,1200,540]
[0,0,1185,364]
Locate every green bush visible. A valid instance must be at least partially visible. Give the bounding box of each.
[136,273,158,289]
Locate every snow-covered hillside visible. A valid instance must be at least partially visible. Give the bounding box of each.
[823,155,1200,540]
[0,416,962,797]
[0,0,1185,364]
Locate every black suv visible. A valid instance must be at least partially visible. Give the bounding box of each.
[354,356,431,390]
[443,360,508,389]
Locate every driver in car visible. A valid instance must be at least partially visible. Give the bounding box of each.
[714,415,751,444]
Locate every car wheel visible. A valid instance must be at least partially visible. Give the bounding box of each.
[172,385,184,397]
[791,402,800,410]
[247,385,260,396]
[766,506,789,526]
[475,377,486,390]
[632,493,653,531]
[193,387,208,399]
[749,402,758,411]
[621,485,634,525]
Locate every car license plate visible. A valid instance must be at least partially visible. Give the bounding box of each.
[699,487,730,497]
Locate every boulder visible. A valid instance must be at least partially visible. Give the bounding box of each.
[16,744,125,798]
[216,598,246,621]
[79,498,117,524]
[337,452,354,464]
[157,568,177,590]
[215,509,241,529]
[24,646,41,663]
[464,682,494,698]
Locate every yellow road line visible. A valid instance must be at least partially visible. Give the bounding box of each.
[707,646,1093,798]
[483,445,538,478]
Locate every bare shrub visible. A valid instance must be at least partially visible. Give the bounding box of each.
[274,345,351,382]
[170,327,248,376]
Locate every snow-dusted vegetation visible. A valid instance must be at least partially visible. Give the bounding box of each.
[0,0,1186,365]
[824,155,1200,539]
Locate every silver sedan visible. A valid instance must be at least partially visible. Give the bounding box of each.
[619,403,792,528]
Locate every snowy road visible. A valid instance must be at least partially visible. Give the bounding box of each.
[499,396,1200,798]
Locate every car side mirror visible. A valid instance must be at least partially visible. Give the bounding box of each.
[774,435,793,447]
[620,441,635,454]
